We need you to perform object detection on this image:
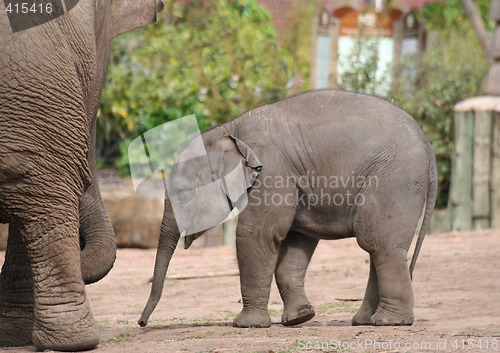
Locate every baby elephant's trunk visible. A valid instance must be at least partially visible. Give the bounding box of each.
[138,204,180,327]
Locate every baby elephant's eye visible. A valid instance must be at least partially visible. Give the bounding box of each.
[177,190,193,204]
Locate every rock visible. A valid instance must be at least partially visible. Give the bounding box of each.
[101,180,164,249]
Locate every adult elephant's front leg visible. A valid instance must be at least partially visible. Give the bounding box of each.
[22,190,99,351]
[0,224,34,346]
[233,201,296,328]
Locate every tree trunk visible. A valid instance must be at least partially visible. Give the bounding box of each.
[461,0,492,59]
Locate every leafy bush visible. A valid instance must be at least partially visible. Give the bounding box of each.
[98,0,293,172]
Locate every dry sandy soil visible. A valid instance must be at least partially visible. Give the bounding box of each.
[2,230,500,353]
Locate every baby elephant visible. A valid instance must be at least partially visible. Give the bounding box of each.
[139,90,437,328]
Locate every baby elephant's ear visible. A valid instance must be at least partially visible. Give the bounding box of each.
[230,136,262,189]
[210,136,262,205]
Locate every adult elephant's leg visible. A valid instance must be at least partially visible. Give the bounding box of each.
[233,201,296,328]
[0,224,34,346]
[352,256,379,325]
[275,232,318,326]
[23,189,99,351]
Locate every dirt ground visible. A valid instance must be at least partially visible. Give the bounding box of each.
[2,230,500,353]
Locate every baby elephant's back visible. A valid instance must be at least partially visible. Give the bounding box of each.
[266,90,433,178]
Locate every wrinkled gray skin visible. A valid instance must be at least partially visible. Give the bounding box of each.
[0,0,163,350]
[139,90,438,329]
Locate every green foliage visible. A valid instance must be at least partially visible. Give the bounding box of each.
[390,28,489,207]
[338,37,386,95]
[420,0,493,32]
[99,0,293,172]
[281,0,324,90]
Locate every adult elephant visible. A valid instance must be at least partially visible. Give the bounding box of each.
[0,0,163,351]
[139,90,437,329]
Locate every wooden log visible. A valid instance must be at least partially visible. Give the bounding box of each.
[450,110,474,231]
[472,110,492,228]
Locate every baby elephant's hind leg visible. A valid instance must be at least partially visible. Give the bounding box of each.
[354,183,422,326]
[370,249,414,326]
[352,256,379,325]
[275,232,318,326]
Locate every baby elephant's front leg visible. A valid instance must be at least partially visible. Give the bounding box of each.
[233,233,277,328]
[233,204,295,328]
[275,232,318,326]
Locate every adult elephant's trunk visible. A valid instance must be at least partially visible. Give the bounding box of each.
[79,116,116,285]
[79,181,117,284]
[138,197,180,327]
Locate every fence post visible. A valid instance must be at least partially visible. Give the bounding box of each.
[490,109,500,227]
[472,111,492,229]
[449,109,474,231]
[450,96,500,231]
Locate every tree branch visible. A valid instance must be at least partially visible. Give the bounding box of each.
[461,0,492,59]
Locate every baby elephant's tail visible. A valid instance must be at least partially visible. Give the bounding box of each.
[409,155,438,279]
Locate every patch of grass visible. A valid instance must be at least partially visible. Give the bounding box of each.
[221,309,238,320]
[425,302,442,309]
[277,348,295,353]
[306,327,321,337]
[145,316,189,329]
[182,334,209,340]
[221,330,242,337]
[97,320,112,330]
[116,319,129,324]
[102,332,136,344]
[268,309,282,317]
[317,301,358,314]
[196,348,215,353]
[192,316,226,326]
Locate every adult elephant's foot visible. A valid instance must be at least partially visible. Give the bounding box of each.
[0,313,34,347]
[32,298,99,351]
[370,303,414,326]
[233,309,271,328]
[281,303,315,326]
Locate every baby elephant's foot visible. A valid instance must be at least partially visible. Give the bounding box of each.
[370,305,414,326]
[233,309,271,328]
[352,306,376,326]
[281,304,315,326]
